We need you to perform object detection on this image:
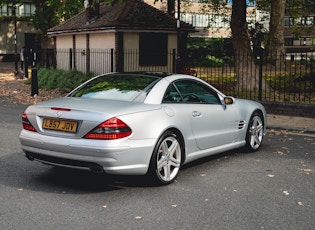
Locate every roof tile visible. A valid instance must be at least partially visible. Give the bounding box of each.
[48,0,195,35]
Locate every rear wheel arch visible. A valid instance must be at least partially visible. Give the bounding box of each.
[147,128,185,185]
[166,128,186,163]
[152,128,186,163]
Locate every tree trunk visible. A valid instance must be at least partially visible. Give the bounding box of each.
[231,0,264,91]
[266,0,286,65]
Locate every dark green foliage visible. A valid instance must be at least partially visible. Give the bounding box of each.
[31,0,84,34]
[187,37,234,67]
[37,68,94,93]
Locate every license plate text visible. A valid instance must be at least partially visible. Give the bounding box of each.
[43,118,78,133]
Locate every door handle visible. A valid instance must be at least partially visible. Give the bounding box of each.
[192,111,201,117]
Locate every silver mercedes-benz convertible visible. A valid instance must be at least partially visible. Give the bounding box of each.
[19,72,266,185]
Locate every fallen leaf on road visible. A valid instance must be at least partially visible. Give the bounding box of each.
[297,201,304,206]
[301,168,313,172]
[135,216,142,220]
[304,137,313,141]
[299,168,313,175]
[274,150,284,155]
[282,146,290,153]
[283,191,289,195]
[102,205,108,209]
[171,204,177,208]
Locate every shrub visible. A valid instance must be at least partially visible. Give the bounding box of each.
[37,68,94,93]
[187,37,233,67]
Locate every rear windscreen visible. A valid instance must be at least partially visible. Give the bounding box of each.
[70,73,161,102]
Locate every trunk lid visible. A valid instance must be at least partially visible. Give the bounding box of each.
[25,97,161,138]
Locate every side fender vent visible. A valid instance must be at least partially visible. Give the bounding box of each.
[238,120,247,130]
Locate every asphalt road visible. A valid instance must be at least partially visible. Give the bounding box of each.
[0,102,314,230]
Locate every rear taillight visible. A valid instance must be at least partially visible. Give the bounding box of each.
[84,117,132,140]
[22,112,37,132]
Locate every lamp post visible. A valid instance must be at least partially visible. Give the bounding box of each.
[176,0,181,73]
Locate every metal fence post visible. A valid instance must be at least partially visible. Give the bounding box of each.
[258,52,263,101]
[24,55,28,79]
[172,49,176,73]
[111,48,114,72]
[69,48,73,70]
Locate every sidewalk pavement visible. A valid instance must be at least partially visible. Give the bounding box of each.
[267,114,315,134]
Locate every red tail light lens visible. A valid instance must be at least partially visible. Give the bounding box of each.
[84,117,132,140]
[22,112,37,132]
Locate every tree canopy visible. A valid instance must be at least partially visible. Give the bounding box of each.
[31,0,84,34]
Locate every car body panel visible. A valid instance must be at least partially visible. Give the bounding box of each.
[19,73,267,176]
[189,103,238,149]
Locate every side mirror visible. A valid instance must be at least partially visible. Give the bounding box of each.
[224,96,235,105]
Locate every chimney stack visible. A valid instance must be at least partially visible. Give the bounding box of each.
[84,0,100,25]
[95,0,100,18]
[84,0,100,24]
[84,0,90,24]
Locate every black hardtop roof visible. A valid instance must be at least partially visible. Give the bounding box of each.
[120,72,174,78]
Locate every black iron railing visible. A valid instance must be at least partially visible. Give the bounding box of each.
[34,48,315,105]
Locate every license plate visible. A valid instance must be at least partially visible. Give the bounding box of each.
[43,118,78,133]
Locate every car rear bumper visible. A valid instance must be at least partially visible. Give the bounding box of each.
[19,130,156,175]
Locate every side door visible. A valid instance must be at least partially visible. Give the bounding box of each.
[173,79,238,150]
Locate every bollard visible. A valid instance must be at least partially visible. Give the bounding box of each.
[31,67,39,96]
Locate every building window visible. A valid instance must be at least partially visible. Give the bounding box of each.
[139,33,167,66]
[302,16,314,25]
[0,3,35,17]
[284,38,294,46]
[0,4,9,16]
[285,16,314,26]
[284,18,291,26]
[208,14,230,28]
[300,38,306,46]
[19,3,36,16]
[180,13,231,28]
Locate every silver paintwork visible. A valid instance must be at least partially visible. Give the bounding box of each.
[19,73,267,175]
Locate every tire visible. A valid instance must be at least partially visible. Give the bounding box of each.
[148,131,182,185]
[245,112,264,152]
